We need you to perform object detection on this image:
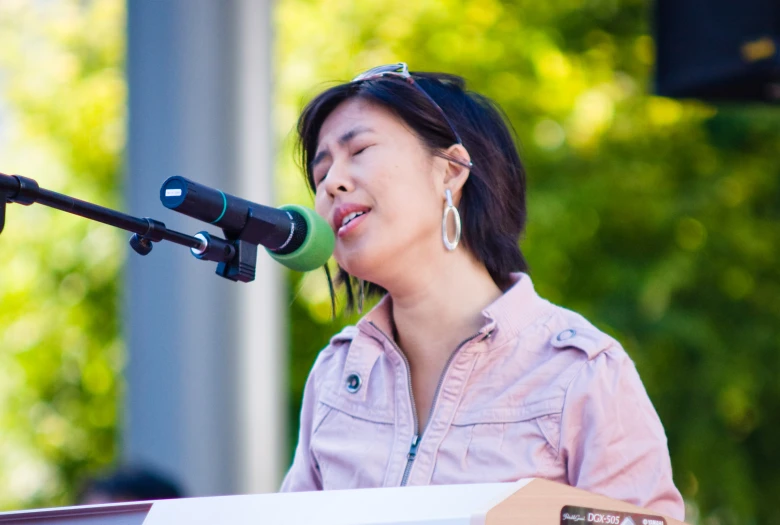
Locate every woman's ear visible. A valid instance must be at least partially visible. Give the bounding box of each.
[442,144,472,200]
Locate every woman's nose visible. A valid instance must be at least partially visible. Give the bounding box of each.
[323,160,354,196]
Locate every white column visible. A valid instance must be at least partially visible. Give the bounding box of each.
[125,0,282,496]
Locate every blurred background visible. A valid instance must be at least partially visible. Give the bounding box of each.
[0,0,778,523]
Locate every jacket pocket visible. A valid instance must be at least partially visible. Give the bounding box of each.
[451,398,561,426]
[310,401,394,490]
[431,400,564,485]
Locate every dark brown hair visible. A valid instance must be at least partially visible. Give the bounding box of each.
[297,70,529,312]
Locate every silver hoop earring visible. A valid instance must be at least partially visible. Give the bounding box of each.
[358,279,365,314]
[442,188,461,251]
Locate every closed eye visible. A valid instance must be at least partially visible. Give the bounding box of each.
[313,166,329,187]
[353,145,372,156]
[313,145,373,187]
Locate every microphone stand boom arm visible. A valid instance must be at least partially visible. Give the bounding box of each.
[0,172,249,281]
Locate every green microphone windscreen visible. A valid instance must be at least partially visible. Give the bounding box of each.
[265,204,334,272]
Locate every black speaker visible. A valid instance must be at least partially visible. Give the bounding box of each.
[654,0,780,103]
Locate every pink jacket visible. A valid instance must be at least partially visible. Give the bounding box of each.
[280,273,685,521]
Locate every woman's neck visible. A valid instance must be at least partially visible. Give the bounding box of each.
[384,250,503,367]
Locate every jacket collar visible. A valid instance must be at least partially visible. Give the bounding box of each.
[355,272,553,351]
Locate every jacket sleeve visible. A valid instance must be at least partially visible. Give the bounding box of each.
[559,349,685,521]
[279,354,324,492]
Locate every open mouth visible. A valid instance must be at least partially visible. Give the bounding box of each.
[341,210,366,227]
[337,210,370,237]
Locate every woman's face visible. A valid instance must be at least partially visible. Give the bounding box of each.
[312,98,446,284]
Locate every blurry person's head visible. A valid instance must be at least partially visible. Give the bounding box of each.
[78,466,183,504]
[298,63,528,309]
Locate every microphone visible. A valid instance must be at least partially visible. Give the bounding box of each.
[160,176,334,272]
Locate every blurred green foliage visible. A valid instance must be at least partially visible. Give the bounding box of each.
[0,0,124,510]
[0,0,777,521]
[276,0,780,523]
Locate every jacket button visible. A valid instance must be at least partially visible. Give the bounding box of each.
[556,329,576,341]
[345,373,362,393]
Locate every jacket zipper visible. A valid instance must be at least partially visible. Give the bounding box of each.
[401,433,420,485]
[369,321,484,486]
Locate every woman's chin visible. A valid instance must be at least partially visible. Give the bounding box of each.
[335,249,382,281]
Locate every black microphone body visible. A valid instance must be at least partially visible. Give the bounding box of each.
[160,176,306,254]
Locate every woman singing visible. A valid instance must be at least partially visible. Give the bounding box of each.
[280,63,685,521]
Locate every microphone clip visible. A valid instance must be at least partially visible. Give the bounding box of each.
[188,231,253,283]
